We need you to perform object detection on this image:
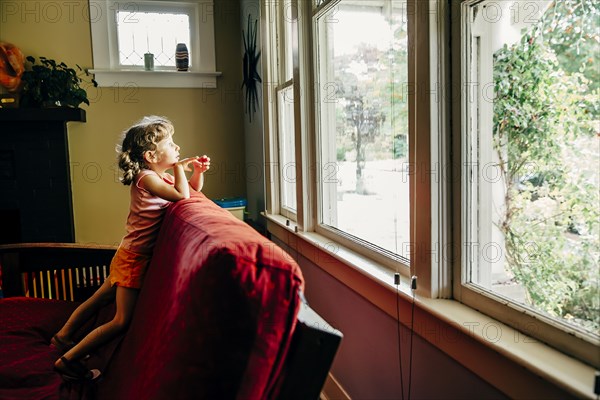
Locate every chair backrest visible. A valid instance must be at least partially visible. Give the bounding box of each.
[0,243,116,301]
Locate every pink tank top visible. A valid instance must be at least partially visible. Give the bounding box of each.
[120,169,174,254]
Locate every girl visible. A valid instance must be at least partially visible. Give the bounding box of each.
[51,116,210,381]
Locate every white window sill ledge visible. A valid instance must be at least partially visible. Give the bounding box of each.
[89,69,222,88]
[264,213,598,399]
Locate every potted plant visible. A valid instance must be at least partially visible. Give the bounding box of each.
[19,56,96,108]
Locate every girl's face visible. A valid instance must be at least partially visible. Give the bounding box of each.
[153,136,180,167]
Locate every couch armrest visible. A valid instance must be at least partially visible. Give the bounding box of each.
[0,243,117,301]
[277,299,343,399]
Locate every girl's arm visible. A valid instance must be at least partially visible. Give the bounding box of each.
[189,155,210,192]
[141,158,198,201]
[172,162,191,199]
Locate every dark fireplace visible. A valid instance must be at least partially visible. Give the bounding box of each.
[0,209,20,243]
[0,108,86,244]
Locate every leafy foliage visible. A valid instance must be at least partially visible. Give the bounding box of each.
[543,0,600,91]
[493,2,599,333]
[20,56,96,108]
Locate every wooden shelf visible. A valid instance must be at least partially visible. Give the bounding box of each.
[0,107,86,122]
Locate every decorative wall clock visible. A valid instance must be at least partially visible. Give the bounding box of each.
[241,14,262,122]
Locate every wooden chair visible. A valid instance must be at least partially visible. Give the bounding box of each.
[0,243,116,301]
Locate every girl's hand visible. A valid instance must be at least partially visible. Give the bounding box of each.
[175,156,200,172]
[192,155,210,173]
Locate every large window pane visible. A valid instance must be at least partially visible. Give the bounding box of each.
[316,1,409,260]
[464,0,599,337]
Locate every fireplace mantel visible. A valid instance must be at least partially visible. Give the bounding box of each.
[0,107,86,122]
[0,107,86,243]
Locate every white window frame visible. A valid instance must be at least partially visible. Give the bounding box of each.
[263,0,449,300]
[309,0,423,277]
[277,82,298,217]
[112,2,194,69]
[264,0,438,291]
[452,0,600,368]
[89,0,221,88]
[264,0,475,300]
[262,0,303,223]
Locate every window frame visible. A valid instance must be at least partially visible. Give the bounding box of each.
[112,2,195,70]
[261,0,452,298]
[262,0,303,223]
[308,0,427,277]
[263,0,442,294]
[276,81,299,218]
[89,0,220,88]
[451,0,600,368]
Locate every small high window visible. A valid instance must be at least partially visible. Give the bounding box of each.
[89,0,219,88]
[116,8,192,69]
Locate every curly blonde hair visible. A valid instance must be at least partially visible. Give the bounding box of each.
[117,116,174,185]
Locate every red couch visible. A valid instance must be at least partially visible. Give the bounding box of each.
[0,191,341,399]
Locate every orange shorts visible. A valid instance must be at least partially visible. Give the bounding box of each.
[108,247,152,289]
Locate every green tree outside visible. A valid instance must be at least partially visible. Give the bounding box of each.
[493,0,599,334]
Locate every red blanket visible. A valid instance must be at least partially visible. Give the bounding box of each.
[0,297,116,400]
[100,191,304,399]
[0,297,75,400]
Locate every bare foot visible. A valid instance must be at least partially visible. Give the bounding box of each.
[54,357,101,382]
[50,335,76,354]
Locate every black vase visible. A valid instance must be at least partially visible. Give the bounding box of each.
[175,43,189,71]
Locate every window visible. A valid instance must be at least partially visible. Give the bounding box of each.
[313,0,410,268]
[263,0,431,276]
[263,0,415,271]
[457,0,599,367]
[89,0,220,88]
[263,0,301,221]
[278,84,298,214]
[115,5,192,68]
[282,0,295,81]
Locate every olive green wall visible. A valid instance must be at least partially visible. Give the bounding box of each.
[0,0,245,245]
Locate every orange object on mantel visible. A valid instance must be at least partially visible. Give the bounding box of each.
[0,42,25,92]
